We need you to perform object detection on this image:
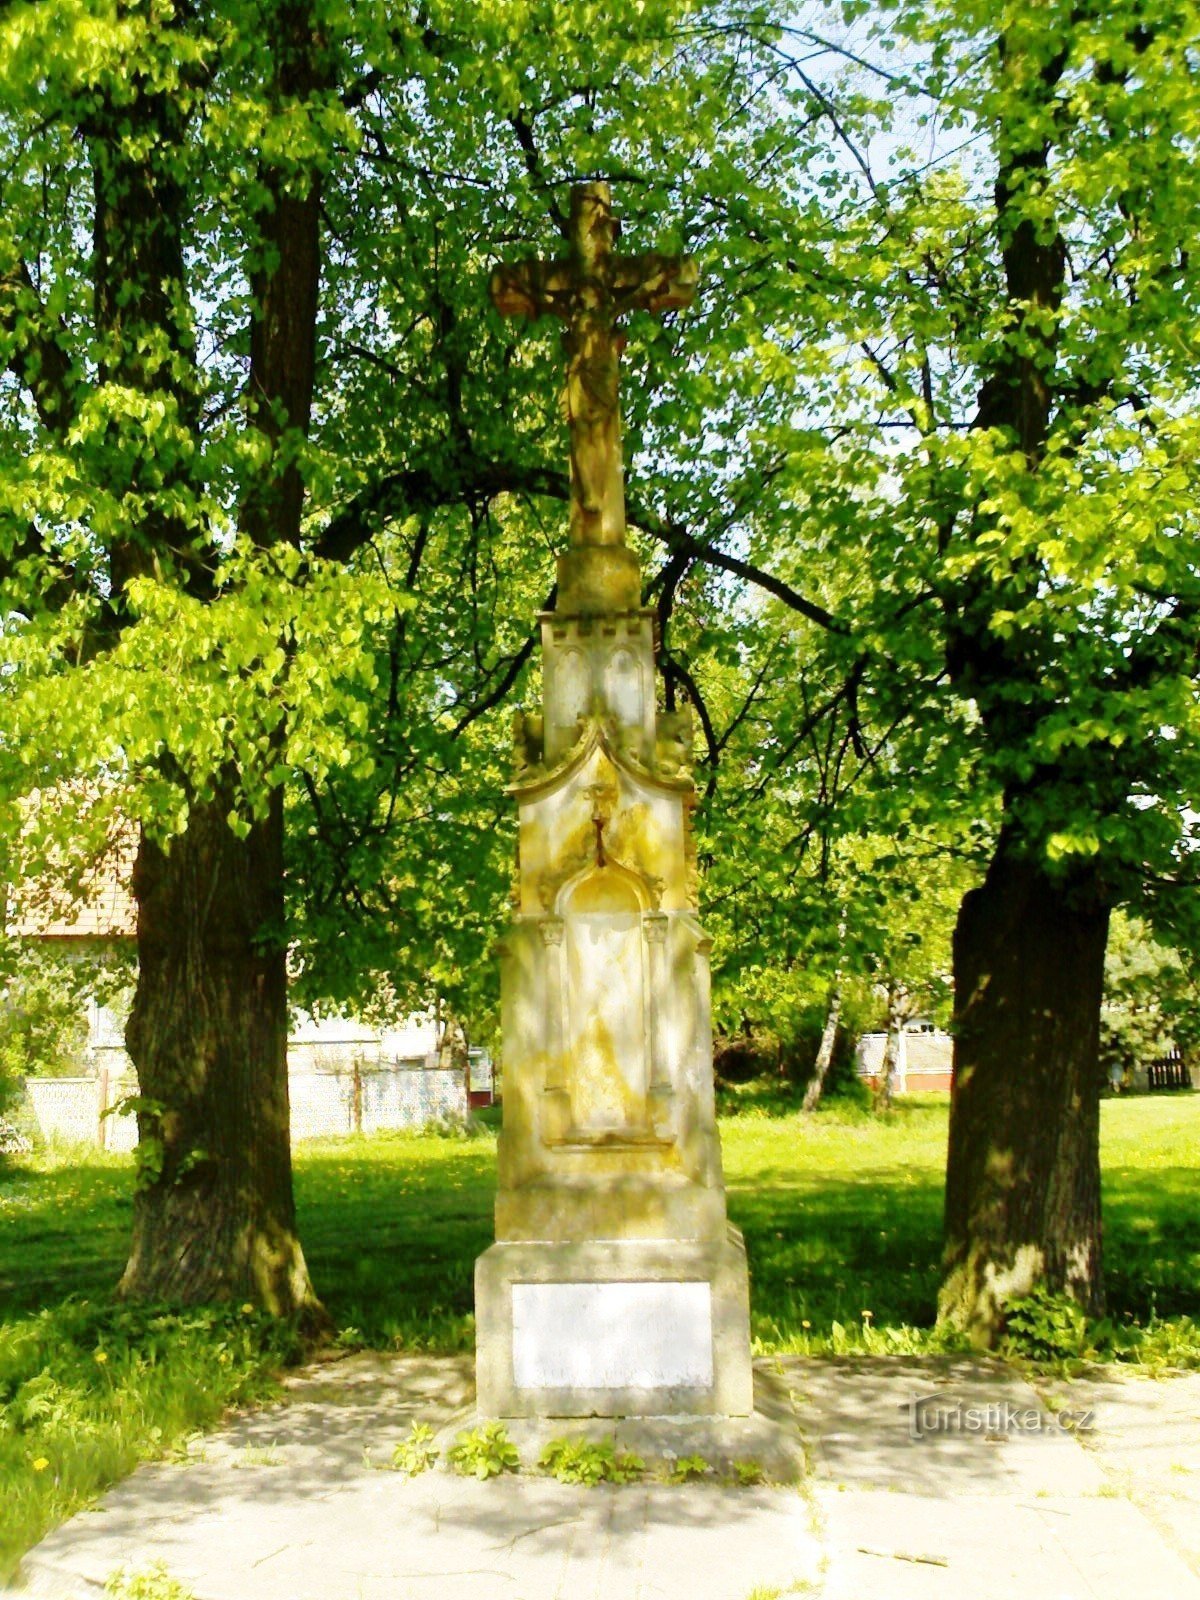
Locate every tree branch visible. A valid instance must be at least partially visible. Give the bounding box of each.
[316,455,851,645]
[627,496,851,635]
[662,652,719,801]
[0,258,78,434]
[450,586,556,737]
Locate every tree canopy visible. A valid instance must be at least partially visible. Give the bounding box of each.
[1,0,1197,1326]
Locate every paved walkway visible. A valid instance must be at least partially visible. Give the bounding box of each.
[9,1354,1200,1600]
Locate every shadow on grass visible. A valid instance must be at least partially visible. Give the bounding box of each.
[0,1156,133,1315]
[731,1168,946,1343]
[2,1105,1197,1352]
[293,1134,496,1350]
[1103,1166,1200,1321]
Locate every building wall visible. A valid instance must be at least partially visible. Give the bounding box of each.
[23,1063,470,1149]
[82,1006,444,1080]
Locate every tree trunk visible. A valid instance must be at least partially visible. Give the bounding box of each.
[119,786,320,1317]
[802,978,842,1113]
[873,982,906,1115]
[939,847,1110,1345]
[935,25,1110,1348]
[437,1010,470,1077]
[110,0,327,1318]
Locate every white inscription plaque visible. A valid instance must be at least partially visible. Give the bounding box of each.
[511,1281,713,1390]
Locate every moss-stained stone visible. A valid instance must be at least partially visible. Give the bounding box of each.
[477,596,754,1417]
[479,183,751,1420]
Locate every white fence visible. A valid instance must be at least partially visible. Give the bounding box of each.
[24,1076,139,1151]
[289,1063,470,1139]
[854,1029,955,1092]
[23,1062,469,1150]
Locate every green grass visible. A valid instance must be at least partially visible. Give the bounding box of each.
[1,1095,1197,1578]
[0,1298,298,1583]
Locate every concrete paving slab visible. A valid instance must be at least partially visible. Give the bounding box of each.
[14,1471,818,1600]
[1034,1367,1200,1578]
[778,1355,1107,1497]
[9,1353,1200,1600]
[9,1353,817,1600]
[815,1485,1200,1600]
[799,1358,1200,1600]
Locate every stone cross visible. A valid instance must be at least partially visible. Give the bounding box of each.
[476,184,753,1424]
[490,182,697,549]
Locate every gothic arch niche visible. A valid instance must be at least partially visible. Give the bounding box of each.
[549,647,591,732]
[560,865,649,1134]
[603,647,642,728]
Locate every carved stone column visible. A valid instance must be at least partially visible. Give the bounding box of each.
[538,915,570,1143]
[643,911,673,1135]
[476,186,751,1421]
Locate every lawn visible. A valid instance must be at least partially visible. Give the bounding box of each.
[1,1094,1197,1577]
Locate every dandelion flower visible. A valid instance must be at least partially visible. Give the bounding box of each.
[32,1458,49,1472]
[94,1350,108,1364]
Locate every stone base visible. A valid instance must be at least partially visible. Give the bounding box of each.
[475,1227,753,1418]
[494,1176,728,1243]
[555,544,642,614]
[489,1358,806,1483]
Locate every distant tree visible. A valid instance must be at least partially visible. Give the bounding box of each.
[0,941,133,1083]
[802,970,844,1114]
[1101,912,1200,1082]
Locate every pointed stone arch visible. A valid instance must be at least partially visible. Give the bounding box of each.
[555,864,652,1134]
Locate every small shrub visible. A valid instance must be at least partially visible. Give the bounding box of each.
[1002,1287,1090,1362]
[538,1435,644,1486]
[665,1452,711,1483]
[0,1117,32,1156]
[413,1114,477,1141]
[447,1422,519,1479]
[1104,1314,1200,1371]
[392,1422,439,1476]
[730,1458,767,1486]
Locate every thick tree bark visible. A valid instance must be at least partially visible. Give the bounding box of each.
[940,846,1110,1344]
[239,0,327,552]
[802,977,842,1113]
[120,788,318,1316]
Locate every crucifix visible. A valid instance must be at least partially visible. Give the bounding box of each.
[490,182,697,549]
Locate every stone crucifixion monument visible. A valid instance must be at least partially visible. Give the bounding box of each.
[475,182,753,1419]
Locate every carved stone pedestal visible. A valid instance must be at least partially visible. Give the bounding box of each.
[474,551,752,1419]
[476,1231,752,1418]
